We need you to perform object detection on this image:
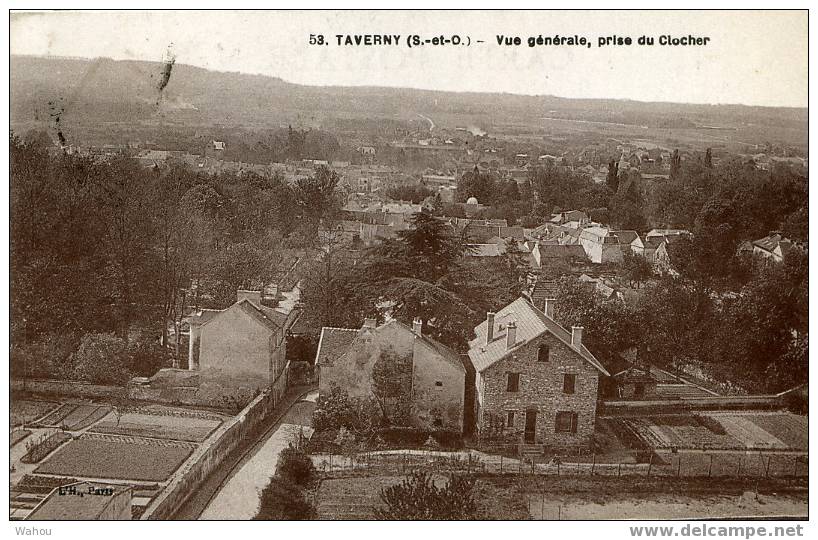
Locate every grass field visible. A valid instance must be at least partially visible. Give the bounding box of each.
[34,435,194,481]
[11,400,58,427]
[90,411,222,442]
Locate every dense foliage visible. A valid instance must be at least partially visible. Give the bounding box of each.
[11,133,341,383]
[301,212,525,351]
[376,471,477,520]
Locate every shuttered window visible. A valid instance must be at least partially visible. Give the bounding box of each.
[555,411,578,433]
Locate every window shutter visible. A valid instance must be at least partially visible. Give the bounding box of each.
[571,412,578,433]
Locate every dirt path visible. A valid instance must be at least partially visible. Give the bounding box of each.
[179,390,316,520]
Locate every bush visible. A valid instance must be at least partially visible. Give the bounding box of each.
[254,476,316,520]
[276,445,314,486]
[69,333,132,385]
[288,361,313,386]
[376,471,477,520]
[21,432,72,463]
[312,385,379,433]
[11,333,78,380]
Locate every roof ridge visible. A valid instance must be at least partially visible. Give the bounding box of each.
[320,326,359,332]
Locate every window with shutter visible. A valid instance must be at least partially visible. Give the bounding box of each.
[555,411,578,433]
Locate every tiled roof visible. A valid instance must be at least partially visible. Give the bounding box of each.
[611,230,639,245]
[467,297,609,375]
[315,327,359,366]
[536,243,587,260]
[313,320,464,372]
[388,320,465,372]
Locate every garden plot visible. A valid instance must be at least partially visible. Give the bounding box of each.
[740,413,808,451]
[33,403,110,430]
[620,413,806,452]
[12,400,59,427]
[704,413,787,450]
[34,433,195,482]
[90,411,222,442]
[621,416,743,450]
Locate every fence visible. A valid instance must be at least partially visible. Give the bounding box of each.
[140,361,290,520]
[311,449,808,479]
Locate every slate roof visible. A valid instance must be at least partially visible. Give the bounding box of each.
[315,327,359,366]
[467,297,609,376]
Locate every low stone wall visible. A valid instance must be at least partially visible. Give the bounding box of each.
[11,378,126,399]
[601,394,784,416]
[140,362,290,520]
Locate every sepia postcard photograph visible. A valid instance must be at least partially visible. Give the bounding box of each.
[5,6,811,530]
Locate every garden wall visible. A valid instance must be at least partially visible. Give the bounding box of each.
[140,362,290,520]
[11,378,126,399]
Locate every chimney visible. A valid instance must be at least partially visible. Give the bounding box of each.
[543,298,556,319]
[506,321,517,350]
[571,326,584,348]
[236,289,262,306]
[486,312,495,344]
[363,318,377,329]
[412,317,423,336]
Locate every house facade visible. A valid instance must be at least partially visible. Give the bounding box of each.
[578,226,624,263]
[468,298,609,450]
[316,318,466,431]
[186,290,295,396]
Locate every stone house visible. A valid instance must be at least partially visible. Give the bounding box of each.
[315,318,466,431]
[578,226,624,264]
[186,290,295,397]
[468,297,609,451]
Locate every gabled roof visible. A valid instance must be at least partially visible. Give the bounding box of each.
[188,299,285,332]
[752,233,793,254]
[467,297,609,376]
[611,230,639,245]
[388,320,465,372]
[313,320,465,372]
[535,243,587,260]
[315,327,359,366]
[528,279,559,306]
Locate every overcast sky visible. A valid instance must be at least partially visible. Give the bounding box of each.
[10,10,808,108]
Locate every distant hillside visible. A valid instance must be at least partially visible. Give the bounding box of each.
[10,55,807,143]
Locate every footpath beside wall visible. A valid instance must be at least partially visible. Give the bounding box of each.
[140,362,290,520]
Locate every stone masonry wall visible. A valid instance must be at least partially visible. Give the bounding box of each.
[478,333,599,450]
